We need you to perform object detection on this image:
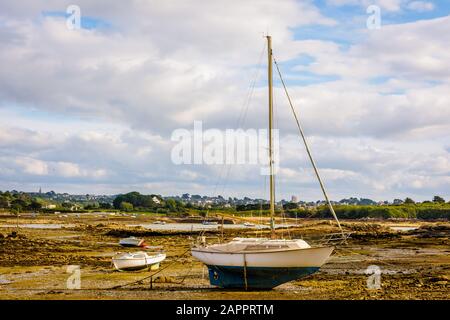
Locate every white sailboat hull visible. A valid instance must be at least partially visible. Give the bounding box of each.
[192,246,333,268]
[191,238,334,288]
[112,252,166,271]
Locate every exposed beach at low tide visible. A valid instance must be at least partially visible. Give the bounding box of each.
[0,213,448,299]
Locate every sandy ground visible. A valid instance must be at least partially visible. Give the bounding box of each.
[0,213,449,300]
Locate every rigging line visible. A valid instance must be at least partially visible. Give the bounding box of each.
[236,42,266,128]
[215,42,266,197]
[272,79,291,240]
[257,173,267,238]
[221,76,262,194]
[108,248,191,290]
[262,174,267,237]
[208,42,266,219]
[272,87,284,239]
[272,55,344,236]
[219,42,266,198]
[275,87,291,240]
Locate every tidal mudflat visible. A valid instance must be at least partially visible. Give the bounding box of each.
[0,214,448,300]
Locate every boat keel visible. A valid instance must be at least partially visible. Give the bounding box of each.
[206,265,320,289]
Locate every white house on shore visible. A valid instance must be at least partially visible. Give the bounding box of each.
[152,196,161,204]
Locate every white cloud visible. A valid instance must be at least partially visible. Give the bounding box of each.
[327,0,404,11]
[0,0,339,135]
[292,16,450,82]
[0,123,448,200]
[53,162,81,177]
[327,0,436,12]
[0,1,448,201]
[407,1,435,12]
[15,158,48,175]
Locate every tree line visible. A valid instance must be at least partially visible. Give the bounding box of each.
[237,196,450,220]
[1,190,448,220]
[0,191,43,213]
[113,191,187,213]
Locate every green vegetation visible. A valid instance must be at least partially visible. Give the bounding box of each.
[113,191,186,214]
[236,203,270,211]
[233,196,449,220]
[283,202,450,220]
[0,191,43,213]
[0,191,88,214]
[1,190,448,220]
[119,201,134,211]
[433,195,445,204]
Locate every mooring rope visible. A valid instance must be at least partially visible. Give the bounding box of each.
[108,247,192,289]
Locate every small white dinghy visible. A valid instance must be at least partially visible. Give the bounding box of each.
[112,251,166,271]
[119,236,145,247]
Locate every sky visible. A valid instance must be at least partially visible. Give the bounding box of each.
[0,0,449,201]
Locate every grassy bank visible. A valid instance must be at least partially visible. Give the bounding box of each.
[3,203,450,221]
[228,203,450,220]
[286,203,450,220]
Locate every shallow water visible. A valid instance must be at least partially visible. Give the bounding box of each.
[127,223,228,231]
[0,276,12,284]
[389,226,418,232]
[0,223,76,229]
[126,222,297,231]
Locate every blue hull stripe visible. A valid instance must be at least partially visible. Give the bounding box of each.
[206,265,320,289]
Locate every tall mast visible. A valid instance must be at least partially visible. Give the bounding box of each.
[267,36,276,239]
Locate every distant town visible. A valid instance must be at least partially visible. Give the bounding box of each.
[0,188,446,212]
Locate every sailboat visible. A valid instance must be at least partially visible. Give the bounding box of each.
[112,251,166,271]
[119,236,146,247]
[191,36,345,289]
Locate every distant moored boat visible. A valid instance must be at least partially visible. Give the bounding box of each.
[119,236,145,247]
[202,221,218,225]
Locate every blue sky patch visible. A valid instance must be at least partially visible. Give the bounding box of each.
[368,76,391,85]
[42,11,111,30]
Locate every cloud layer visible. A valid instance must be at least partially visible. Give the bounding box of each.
[0,1,449,201]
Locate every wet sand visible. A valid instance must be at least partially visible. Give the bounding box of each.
[0,213,449,299]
